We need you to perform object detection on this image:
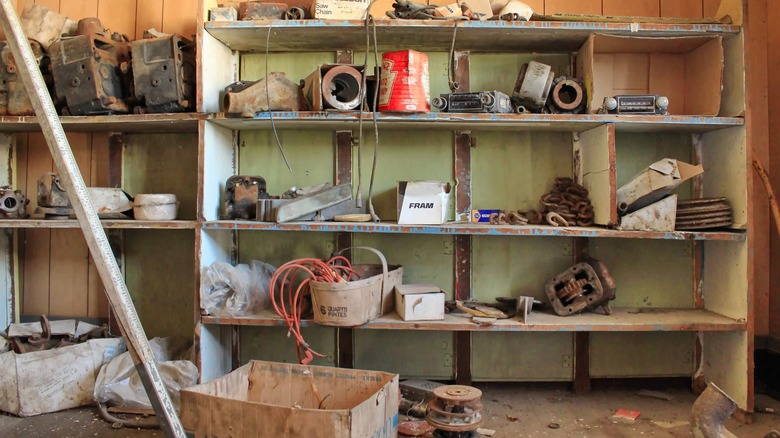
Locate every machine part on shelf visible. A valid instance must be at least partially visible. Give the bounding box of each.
[676,197,732,230]
[0,2,185,433]
[49,32,132,116]
[274,183,352,222]
[539,177,594,227]
[301,64,364,111]
[426,385,483,437]
[515,295,534,323]
[76,17,106,36]
[546,76,586,114]
[497,0,534,20]
[18,2,70,51]
[600,95,669,115]
[225,175,268,220]
[515,105,528,114]
[432,91,513,113]
[283,6,307,19]
[36,172,133,219]
[618,195,677,232]
[239,2,289,19]
[0,40,44,116]
[691,383,737,438]
[130,34,196,114]
[133,194,178,220]
[222,73,307,117]
[544,258,616,316]
[209,6,238,21]
[511,61,554,113]
[9,315,110,354]
[0,186,28,218]
[388,0,444,19]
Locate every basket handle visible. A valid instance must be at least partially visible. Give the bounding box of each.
[337,246,390,309]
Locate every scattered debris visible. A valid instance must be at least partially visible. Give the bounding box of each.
[548,422,560,429]
[477,427,496,436]
[506,414,519,422]
[638,389,676,401]
[398,420,432,437]
[611,409,641,422]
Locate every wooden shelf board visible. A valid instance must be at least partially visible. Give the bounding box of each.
[205,20,740,53]
[209,112,744,133]
[202,220,745,241]
[202,308,745,332]
[0,113,203,133]
[0,219,198,229]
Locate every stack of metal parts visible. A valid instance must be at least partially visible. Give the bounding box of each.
[545,258,616,316]
[425,385,483,438]
[539,177,594,227]
[512,61,586,114]
[7,315,110,354]
[676,198,732,230]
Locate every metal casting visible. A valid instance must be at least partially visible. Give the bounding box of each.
[130,35,195,113]
[222,73,307,117]
[511,61,554,113]
[426,385,483,438]
[225,175,268,220]
[0,186,28,218]
[545,258,616,316]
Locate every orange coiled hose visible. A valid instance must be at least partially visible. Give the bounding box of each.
[270,256,359,364]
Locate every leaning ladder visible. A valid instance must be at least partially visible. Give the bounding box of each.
[0,2,185,436]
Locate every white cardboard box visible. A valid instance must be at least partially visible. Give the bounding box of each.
[312,0,395,19]
[395,284,445,321]
[397,181,451,225]
[616,158,703,215]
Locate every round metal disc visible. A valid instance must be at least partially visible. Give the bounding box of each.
[677,197,728,207]
[433,385,482,404]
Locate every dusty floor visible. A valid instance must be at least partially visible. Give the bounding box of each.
[1,384,779,437]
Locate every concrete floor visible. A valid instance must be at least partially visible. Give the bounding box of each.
[1,384,779,437]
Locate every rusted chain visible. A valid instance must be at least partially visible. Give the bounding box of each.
[540,177,594,227]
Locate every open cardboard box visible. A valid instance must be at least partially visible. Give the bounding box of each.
[577,34,724,116]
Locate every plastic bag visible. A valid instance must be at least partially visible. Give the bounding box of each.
[94,337,197,410]
[200,260,275,317]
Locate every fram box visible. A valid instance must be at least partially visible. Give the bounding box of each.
[471,209,500,223]
[397,181,451,225]
[181,361,399,438]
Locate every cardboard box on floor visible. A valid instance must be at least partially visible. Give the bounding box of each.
[0,338,125,416]
[576,34,724,115]
[181,361,399,438]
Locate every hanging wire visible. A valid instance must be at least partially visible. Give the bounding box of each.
[447,21,460,92]
[265,25,293,172]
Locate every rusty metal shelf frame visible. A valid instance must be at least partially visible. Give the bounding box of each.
[205,19,740,53]
[209,113,744,133]
[0,113,203,133]
[0,219,198,229]
[201,220,746,241]
[201,308,746,332]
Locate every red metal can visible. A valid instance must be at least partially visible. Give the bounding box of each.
[378,50,430,112]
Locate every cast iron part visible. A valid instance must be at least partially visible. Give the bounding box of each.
[691,383,737,438]
[239,2,289,19]
[546,76,586,114]
[512,61,554,113]
[225,175,268,220]
[36,172,72,218]
[426,385,483,436]
[0,186,28,218]
[49,32,132,115]
[0,40,45,116]
[432,91,513,113]
[676,197,733,230]
[301,64,364,111]
[545,258,616,316]
[222,73,307,117]
[600,94,669,115]
[130,34,196,113]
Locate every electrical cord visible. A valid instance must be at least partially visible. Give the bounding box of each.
[448,21,459,92]
[269,256,359,364]
[367,18,381,223]
[265,24,293,173]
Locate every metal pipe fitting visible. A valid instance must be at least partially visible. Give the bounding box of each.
[321,65,362,110]
[549,78,584,113]
[692,383,737,438]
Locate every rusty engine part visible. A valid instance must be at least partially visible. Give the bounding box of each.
[222,73,307,117]
[426,385,483,438]
[130,35,196,113]
[301,64,364,111]
[49,25,133,115]
[545,258,616,316]
[600,94,669,115]
[432,91,513,113]
[0,186,29,218]
[283,6,308,18]
[692,383,737,438]
[539,177,594,227]
[676,197,733,230]
[0,40,46,116]
[239,2,289,19]
[512,61,554,113]
[10,314,110,354]
[77,17,107,35]
[36,172,134,219]
[546,76,586,114]
[225,175,268,220]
